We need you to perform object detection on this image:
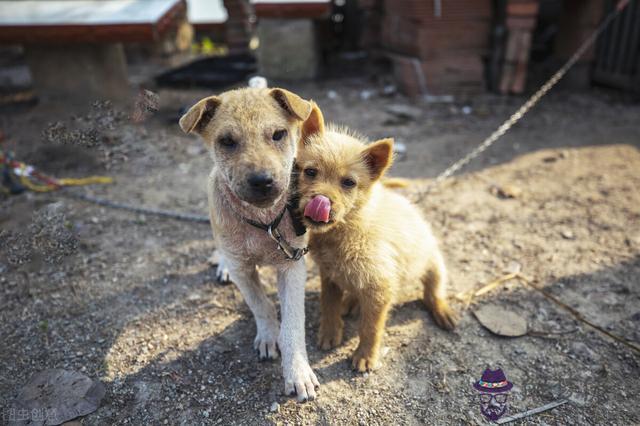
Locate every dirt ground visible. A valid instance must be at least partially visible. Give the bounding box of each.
[1,79,639,425]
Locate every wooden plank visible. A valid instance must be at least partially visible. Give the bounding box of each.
[0,0,185,43]
[253,0,331,19]
[188,0,228,24]
[0,0,181,25]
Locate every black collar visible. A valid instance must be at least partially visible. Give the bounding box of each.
[239,203,308,261]
[242,204,287,232]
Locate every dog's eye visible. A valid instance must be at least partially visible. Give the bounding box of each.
[219,136,237,148]
[304,168,317,178]
[341,177,356,188]
[272,129,287,141]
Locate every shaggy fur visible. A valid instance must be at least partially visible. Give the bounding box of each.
[296,104,457,372]
[179,87,319,401]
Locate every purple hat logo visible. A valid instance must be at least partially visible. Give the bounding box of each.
[474,368,513,422]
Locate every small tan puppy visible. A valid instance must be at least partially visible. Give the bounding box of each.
[296,104,457,372]
[179,87,319,401]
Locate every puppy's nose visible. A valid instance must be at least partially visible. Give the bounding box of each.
[247,172,274,194]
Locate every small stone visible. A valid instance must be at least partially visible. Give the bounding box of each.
[360,89,375,100]
[393,142,407,157]
[270,402,280,413]
[561,229,575,240]
[490,184,522,199]
[248,76,268,89]
[505,261,522,274]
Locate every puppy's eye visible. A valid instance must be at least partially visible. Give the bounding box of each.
[304,168,318,178]
[272,129,287,141]
[219,136,237,148]
[341,177,356,188]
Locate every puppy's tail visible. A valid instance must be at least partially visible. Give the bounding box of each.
[382,177,411,189]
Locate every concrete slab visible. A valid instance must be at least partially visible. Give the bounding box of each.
[256,18,318,80]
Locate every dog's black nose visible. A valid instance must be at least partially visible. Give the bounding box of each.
[247,172,274,194]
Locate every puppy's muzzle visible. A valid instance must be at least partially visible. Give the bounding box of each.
[242,171,281,205]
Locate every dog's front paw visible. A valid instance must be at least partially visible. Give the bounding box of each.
[352,346,380,373]
[317,320,343,350]
[431,299,458,331]
[208,250,231,285]
[283,355,320,402]
[254,320,279,360]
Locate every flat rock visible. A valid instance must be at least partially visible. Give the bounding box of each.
[473,304,528,337]
[9,369,105,426]
[385,104,422,120]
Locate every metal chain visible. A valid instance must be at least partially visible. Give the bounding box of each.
[413,0,629,203]
[61,191,210,223]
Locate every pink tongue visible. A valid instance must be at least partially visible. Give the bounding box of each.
[304,195,331,223]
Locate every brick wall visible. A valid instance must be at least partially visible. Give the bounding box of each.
[499,0,540,94]
[223,0,253,53]
[381,0,493,96]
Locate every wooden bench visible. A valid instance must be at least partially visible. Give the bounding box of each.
[253,0,332,79]
[0,0,187,103]
[188,0,227,35]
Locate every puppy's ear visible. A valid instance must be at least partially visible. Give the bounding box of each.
[179,96,220,134]
[301,102,325,144]
[362,138,394,181]
[270,88,312,121]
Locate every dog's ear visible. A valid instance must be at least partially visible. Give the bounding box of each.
[300,102,325,144]
[362,138,394,181]
[179,96,221,134]
[270,88,312,121]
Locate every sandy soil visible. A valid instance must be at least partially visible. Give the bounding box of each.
[1,80,639,425]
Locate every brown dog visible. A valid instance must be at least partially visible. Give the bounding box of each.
[179,88,319,401]
[296,103,457,372]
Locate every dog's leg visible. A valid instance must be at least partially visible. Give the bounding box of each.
[277,259,320,402]
[422,249,457,330]
[318,276,344,350]
[227,262,279,360]
[352,285,391,373]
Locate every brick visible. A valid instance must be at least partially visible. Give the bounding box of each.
[382,16,491,58]
[384,0,492,21]
[389,54,427,97]
[506,2,540,16]
[506,16,537,30]
[358,0,381,10]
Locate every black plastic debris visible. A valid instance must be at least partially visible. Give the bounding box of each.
[155,54,257,89]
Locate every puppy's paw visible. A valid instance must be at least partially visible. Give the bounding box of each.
[431,299,458,331]
[352,346,380,373]
[317,321,343,350]
[254,320,279,361]
[283,355,320,402]
[208,250,231,285]
[215,263,231,284]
